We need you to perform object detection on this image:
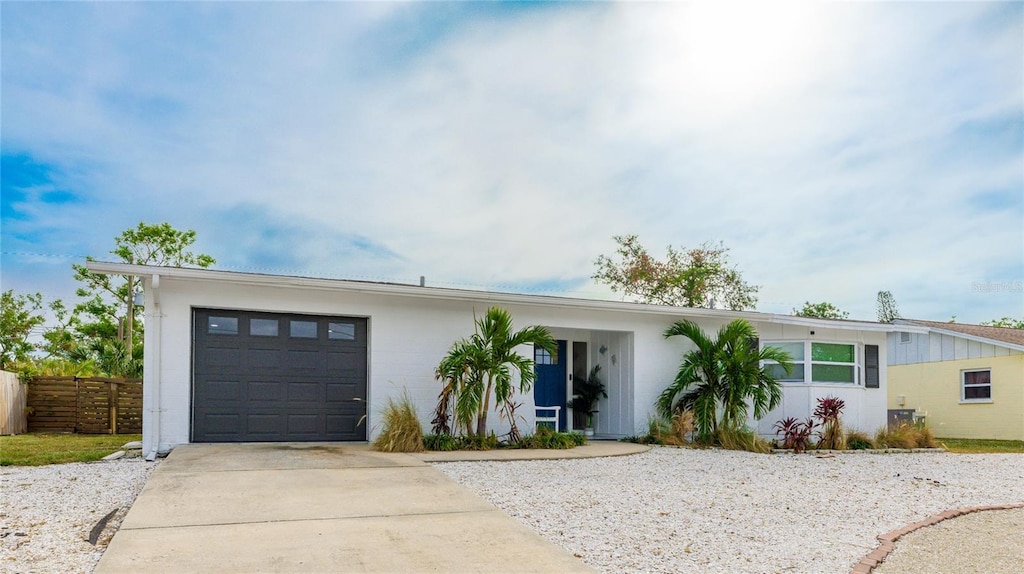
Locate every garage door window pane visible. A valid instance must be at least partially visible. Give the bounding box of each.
[290,320,317,338]
[250,319,279,337]
[208,317,238,335]
[328,322,355,340]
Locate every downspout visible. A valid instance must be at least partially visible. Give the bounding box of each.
[145,274,162,461]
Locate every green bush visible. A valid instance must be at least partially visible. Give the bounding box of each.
[373,392,424,453]
[423,433,461,451]
[715,426,771,454]
[846,430,875,450]
[516,427,585,449]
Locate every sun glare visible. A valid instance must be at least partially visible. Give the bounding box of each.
[675,2,824,114]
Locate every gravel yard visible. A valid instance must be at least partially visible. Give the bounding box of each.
[1,459,158,574]
[435,447,1024,574]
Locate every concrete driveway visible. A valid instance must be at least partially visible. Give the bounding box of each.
[95,443,595,573]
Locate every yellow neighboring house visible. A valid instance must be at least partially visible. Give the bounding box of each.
[888,319,1024,440]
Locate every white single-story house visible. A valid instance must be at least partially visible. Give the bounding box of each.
[87,262,904,459]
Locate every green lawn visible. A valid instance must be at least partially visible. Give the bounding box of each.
[0,433,142,466]
[937,437,1024,454]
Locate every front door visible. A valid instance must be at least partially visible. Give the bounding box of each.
[534,340,567,431]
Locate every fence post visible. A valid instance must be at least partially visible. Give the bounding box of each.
[74,376,81,433]
[109,381,118,435]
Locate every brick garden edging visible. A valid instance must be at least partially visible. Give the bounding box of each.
[849,502,1024,574]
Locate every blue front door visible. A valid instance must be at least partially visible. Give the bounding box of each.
[534,340,567,430]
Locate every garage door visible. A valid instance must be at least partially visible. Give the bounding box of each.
[192,309,368,442]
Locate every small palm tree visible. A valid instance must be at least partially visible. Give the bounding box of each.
[435,307,556,438]
[656,319,791,443]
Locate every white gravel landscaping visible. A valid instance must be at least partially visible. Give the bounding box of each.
[435,447,1024,574]
[0,458,158,574]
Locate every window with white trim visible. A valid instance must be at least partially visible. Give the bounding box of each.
[961,369,991,402]
[763,341,859,384]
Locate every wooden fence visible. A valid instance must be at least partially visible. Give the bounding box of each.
[1,371,28,435]
[27,376,142,434]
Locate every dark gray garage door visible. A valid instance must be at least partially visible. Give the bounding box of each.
[192,309,368,442]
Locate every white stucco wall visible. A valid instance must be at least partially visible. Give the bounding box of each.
[139,270,892,454]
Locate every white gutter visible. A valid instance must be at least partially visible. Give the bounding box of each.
[144,274,162,461]
[84,261,909,333]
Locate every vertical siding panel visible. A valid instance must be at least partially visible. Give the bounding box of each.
[954,337,968,360]
[930,335,942,362]
[941,335,955,361]
[967,341,982,358]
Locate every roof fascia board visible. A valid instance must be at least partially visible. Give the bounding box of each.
[85,261,898,332]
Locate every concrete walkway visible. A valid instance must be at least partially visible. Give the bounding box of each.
[95,443,645,573]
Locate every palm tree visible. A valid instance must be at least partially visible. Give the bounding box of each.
[435,307,556,438]
[656,319,792,442]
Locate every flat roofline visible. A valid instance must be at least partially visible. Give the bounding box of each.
[86,261,910,333]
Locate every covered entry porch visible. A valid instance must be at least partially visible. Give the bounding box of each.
[532,328,634,438]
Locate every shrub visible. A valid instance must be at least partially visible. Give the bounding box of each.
[373,392,424,453]
[845,430,875,450]
[715,426,771,454]
[773,417,815,453]
[875,424,938,449]
[517,427,584,449]
[423,433,461,451]
[461,432,500,450]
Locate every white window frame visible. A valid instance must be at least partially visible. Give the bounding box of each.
[762,341,861,386]
[961,369,992,403]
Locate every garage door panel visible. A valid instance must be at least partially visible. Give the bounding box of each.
[202,381,241,401]
[325,382,361,402]
[287,414,320,434]
[325,414,362,436]
[204,347,241,368]
[247,348,283,369]
[246,413,284,434]
[199,413,241,435]
[247,381,283,401]
[193,310,368,442]
[287,381,322,402]
[287,350,322,371]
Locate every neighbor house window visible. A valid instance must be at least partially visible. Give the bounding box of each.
[763,341,858,384]
[962,369,991,402]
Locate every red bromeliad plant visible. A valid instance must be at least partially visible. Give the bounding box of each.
[773,417,816,453]
[814,396,846,450]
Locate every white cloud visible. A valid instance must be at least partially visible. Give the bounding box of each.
[2,1,1020,323]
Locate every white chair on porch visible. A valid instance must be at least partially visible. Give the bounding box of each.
[535,405,561,432]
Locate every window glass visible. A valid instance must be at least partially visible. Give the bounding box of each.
[767,342,804,361]
[250,318,279,337]
[963,370,992,401]
[535,347,554,365]
[964,385,991,400]
[811,343,855,363]
[208,316,238,335]
[766,363,804,382]
[328,322,356,341]
[811,364,855,383]
[290,320,318,338]
[964,371,990,385]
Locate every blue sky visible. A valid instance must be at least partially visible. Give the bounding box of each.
[2,1,1022,324]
